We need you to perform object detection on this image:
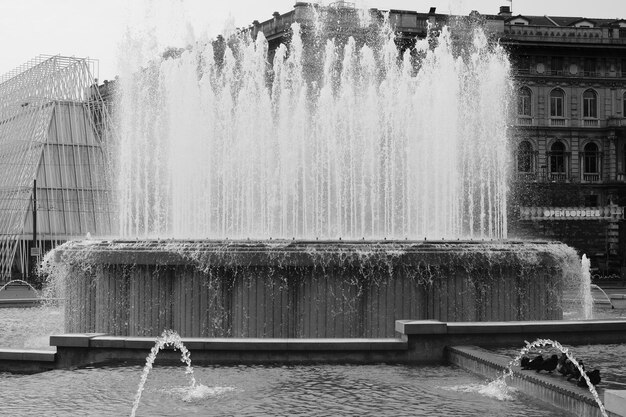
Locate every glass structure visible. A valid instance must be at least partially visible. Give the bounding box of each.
[0,55,113,280]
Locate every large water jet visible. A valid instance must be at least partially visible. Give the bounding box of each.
[115,16,510,240]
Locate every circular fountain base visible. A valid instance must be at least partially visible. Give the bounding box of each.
[50,240,581,338]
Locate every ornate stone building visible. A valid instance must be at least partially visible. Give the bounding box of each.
[500,10,626,274]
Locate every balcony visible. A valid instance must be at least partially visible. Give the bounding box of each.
[503,25,626,45]
[583,173,600,182]
[516,116,533,126]
[550,118,567,127]
[583,119,599,127]
[548,172,567,182]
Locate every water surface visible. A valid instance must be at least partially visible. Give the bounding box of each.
[1,364,573,416]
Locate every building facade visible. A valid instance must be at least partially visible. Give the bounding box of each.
[501,11,626,274]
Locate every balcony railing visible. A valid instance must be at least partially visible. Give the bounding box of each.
[583,173,600,182]
[550,118,566,127]
[548,172,567,182]
[583,119,599,127]
[517,116,533,126]
[504,25,615,43]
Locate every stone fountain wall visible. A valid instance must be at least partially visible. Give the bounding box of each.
[51,240,580,338]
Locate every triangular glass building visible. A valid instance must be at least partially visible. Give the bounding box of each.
[0,55,113,280]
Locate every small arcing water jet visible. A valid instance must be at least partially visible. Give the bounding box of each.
[497,338,607,417]
[130,329,200,417]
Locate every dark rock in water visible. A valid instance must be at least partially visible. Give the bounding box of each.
[520,356,530,369]
[556,353,569,376]
[526,355,544,370]
[578,369,601,387]
[566,359,584,381]
[538,354,559,373]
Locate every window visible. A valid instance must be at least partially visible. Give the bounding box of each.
[518,88,532,116]
[516,55,531,74]
[551,57,564,75]
[583,89,598,118]
[549,141,566,178]
[517,141,533,173]
[584,58,596,76]
[583,143,599,174]
[550,89,564,117]
[510,17,529,25]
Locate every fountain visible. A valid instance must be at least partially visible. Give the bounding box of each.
[3,6,625,417]
[43,8,589,338]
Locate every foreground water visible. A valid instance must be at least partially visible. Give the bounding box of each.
[0,306,63,350]
[0,364,572,416]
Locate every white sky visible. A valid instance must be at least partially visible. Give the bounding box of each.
[1,0,626,82]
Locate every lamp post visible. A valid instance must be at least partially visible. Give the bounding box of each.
[29,179,38,280]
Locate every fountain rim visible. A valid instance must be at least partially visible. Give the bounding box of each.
[50,238,574,267]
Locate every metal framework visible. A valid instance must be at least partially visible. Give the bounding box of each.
[0,55,113,281]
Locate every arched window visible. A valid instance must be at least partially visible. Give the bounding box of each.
[550,89,565,117]
[582,142,600,182]
[517,141,533,172]
[583,143,599,173]
[583,89,598,118]
[549,141,567,181]
[518,88,532,116]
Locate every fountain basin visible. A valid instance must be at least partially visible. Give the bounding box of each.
[50,240,580,338]
[0,362,574,416]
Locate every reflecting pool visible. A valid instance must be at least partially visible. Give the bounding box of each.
[0,306,62,350]
[1,364,572,416]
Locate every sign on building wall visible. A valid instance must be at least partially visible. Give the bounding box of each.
[519,206,624,221]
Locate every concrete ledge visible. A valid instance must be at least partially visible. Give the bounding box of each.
[446,322,525,334]
[398,319,626,339]
[394,319,626,365]
[0,349,55,362]
[447,345,624,417]
[605,390,626,416]
[0,349,56,373]
[52,335,408,352]
[49,334,409,368]
[396,319,447,334]
[442,319,626,334]
[50,333,107,347]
